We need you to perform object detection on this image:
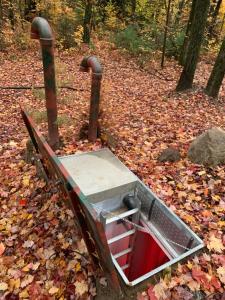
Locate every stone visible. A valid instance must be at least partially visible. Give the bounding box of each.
[158,147,181,162]
[188,127,225,166]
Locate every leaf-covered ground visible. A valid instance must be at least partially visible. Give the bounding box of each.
[0,43,225,300]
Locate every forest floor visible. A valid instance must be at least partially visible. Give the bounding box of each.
[0,42,225,300]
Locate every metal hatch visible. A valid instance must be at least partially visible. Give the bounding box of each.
[59,148,204,286]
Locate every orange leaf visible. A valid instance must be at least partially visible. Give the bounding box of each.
[0,242,5,256]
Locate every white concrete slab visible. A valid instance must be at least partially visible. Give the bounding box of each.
[59,148,137,201]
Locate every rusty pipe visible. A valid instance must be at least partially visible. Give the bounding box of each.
[80,56,103,142]
[31,17,59,149]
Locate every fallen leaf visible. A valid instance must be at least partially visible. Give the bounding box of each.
[147,285,158,300]
[207,235,225,253]
[49,286,59,295]
[22,240,34,248]
[217,267,225,284]
[19,289,29,298]
[0,282,8,291]
[99,277,107,286]
[153,282,167,300]
[19,199,27,206]
[21,275,34,288]
[0,242,5,256]
[74,280,88,296]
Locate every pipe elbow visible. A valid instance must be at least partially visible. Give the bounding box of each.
[80,56,103,76]
[31,17,53,44]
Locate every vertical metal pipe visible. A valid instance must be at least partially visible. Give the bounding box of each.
[80,56,103,142]
[31,17,59,149]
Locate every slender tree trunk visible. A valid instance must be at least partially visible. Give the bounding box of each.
[208,0,223,39]
[176,0,210,91]
[179,0,197,66]
[161,0,172,68]
[220,13,225,35]
[131,0,136,16]
[173,0,186,27]
[205,37,225,98]
[0,0,3,28]
[83,0,92,44]
[8,0,15,29]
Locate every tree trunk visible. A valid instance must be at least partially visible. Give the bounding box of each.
[220,13,225,35]
[205,37,225,98]
[8,0,15,29]
[176,0,210,91]
[173,0,186,28]
[83,0,92,44]
[179,0,196,66]
[161,0,172,68]
[24,0,36,21]
[208,0,223,39]
[131,0,136,16]
[0,0,3,28]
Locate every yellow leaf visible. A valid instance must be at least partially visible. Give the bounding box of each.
[217,221,225,228]
[198,171,206,176]
[22,263,32,272]
[186,261,193,270]
[217,267,225,284]
[182,214,196,224]
[74,280,88,296]
[49,286,59,295]
[9,278,20,289]
[22,176,30,187]
[207,235,225,253]
[19,289,29,298]
[212,195,221,201]
[75,262,81,272]
[27,214,33,220]
[0,282,8,291]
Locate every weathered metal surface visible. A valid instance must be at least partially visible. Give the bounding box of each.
[20,106,204,296]
[80,56,102,142]
[31,17,59,149]
[20,107,121,293]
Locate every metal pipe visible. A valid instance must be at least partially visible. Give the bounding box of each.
[31,17,59,149]
[80,56,103,142]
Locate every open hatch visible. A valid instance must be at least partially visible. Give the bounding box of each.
[59,148,204,286]
[21,108,204,289]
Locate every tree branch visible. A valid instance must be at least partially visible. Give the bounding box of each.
[0,85,86,91]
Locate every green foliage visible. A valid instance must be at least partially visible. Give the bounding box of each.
[13,21,31,50]
[32,88,45,100]
[113,25,151,54]
[104,1,120,30]
[36,0,84,49]
[166,30,186,58]
[0,22,14,51]
[56,114,72,126]
[30,110,47,124]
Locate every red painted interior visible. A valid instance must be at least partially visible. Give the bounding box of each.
[106,221,170,282]
[126,230,169,281]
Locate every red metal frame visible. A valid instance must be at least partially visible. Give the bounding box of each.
[20,106,121,293]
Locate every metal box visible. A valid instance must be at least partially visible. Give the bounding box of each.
[59,148,204,286]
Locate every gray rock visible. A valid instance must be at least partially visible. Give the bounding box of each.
[188,127,225,166]
[158,147,181,162]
